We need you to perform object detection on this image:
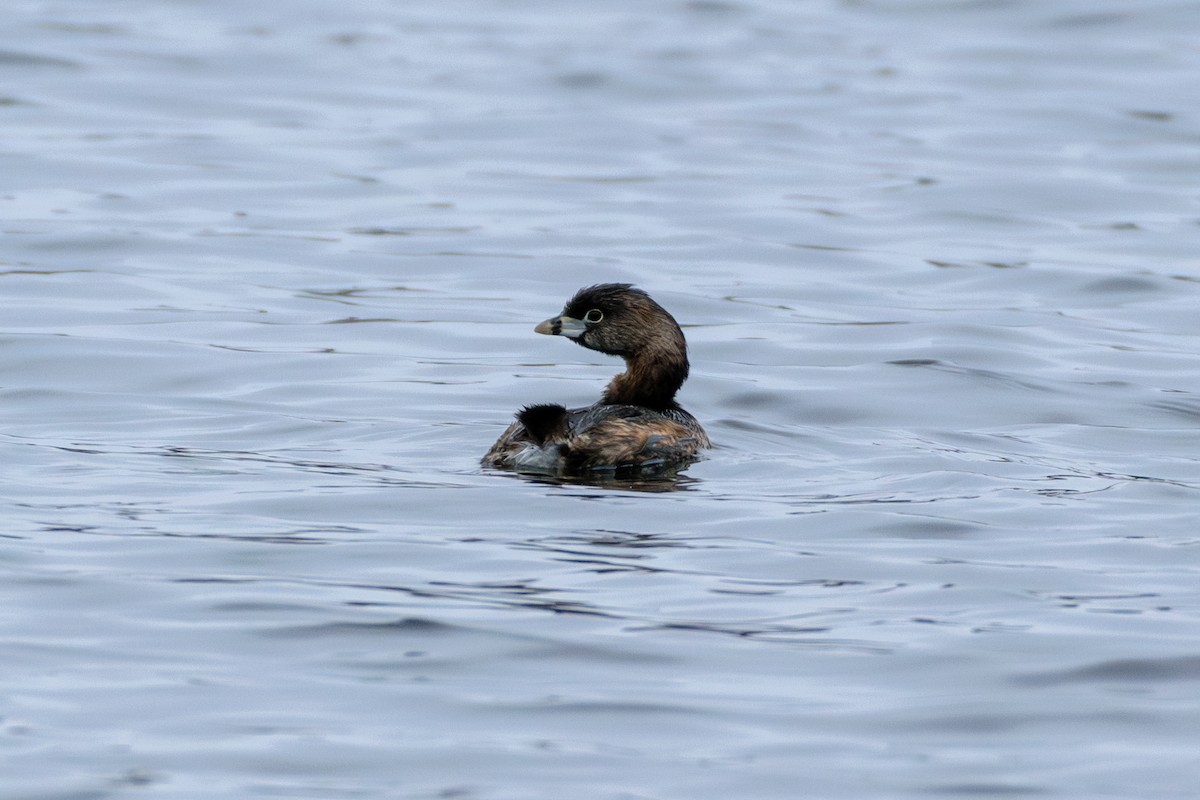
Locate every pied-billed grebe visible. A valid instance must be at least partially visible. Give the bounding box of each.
[483,283,710,474]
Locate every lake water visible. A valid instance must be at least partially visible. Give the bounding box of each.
[3,0,1199,798]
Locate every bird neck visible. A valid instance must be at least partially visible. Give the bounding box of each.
[600,340,688,410]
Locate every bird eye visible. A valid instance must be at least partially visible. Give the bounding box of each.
[584,309,604,324]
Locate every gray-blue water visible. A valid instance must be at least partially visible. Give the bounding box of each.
[3,1,1199,797]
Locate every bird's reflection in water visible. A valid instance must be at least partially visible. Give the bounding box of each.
[503,459,702,494]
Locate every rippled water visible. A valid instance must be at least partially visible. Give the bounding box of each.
[4,1,1200,798]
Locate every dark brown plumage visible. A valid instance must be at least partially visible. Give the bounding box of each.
[482,284,710,474]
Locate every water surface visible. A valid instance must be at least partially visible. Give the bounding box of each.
[3,1,1200,798]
